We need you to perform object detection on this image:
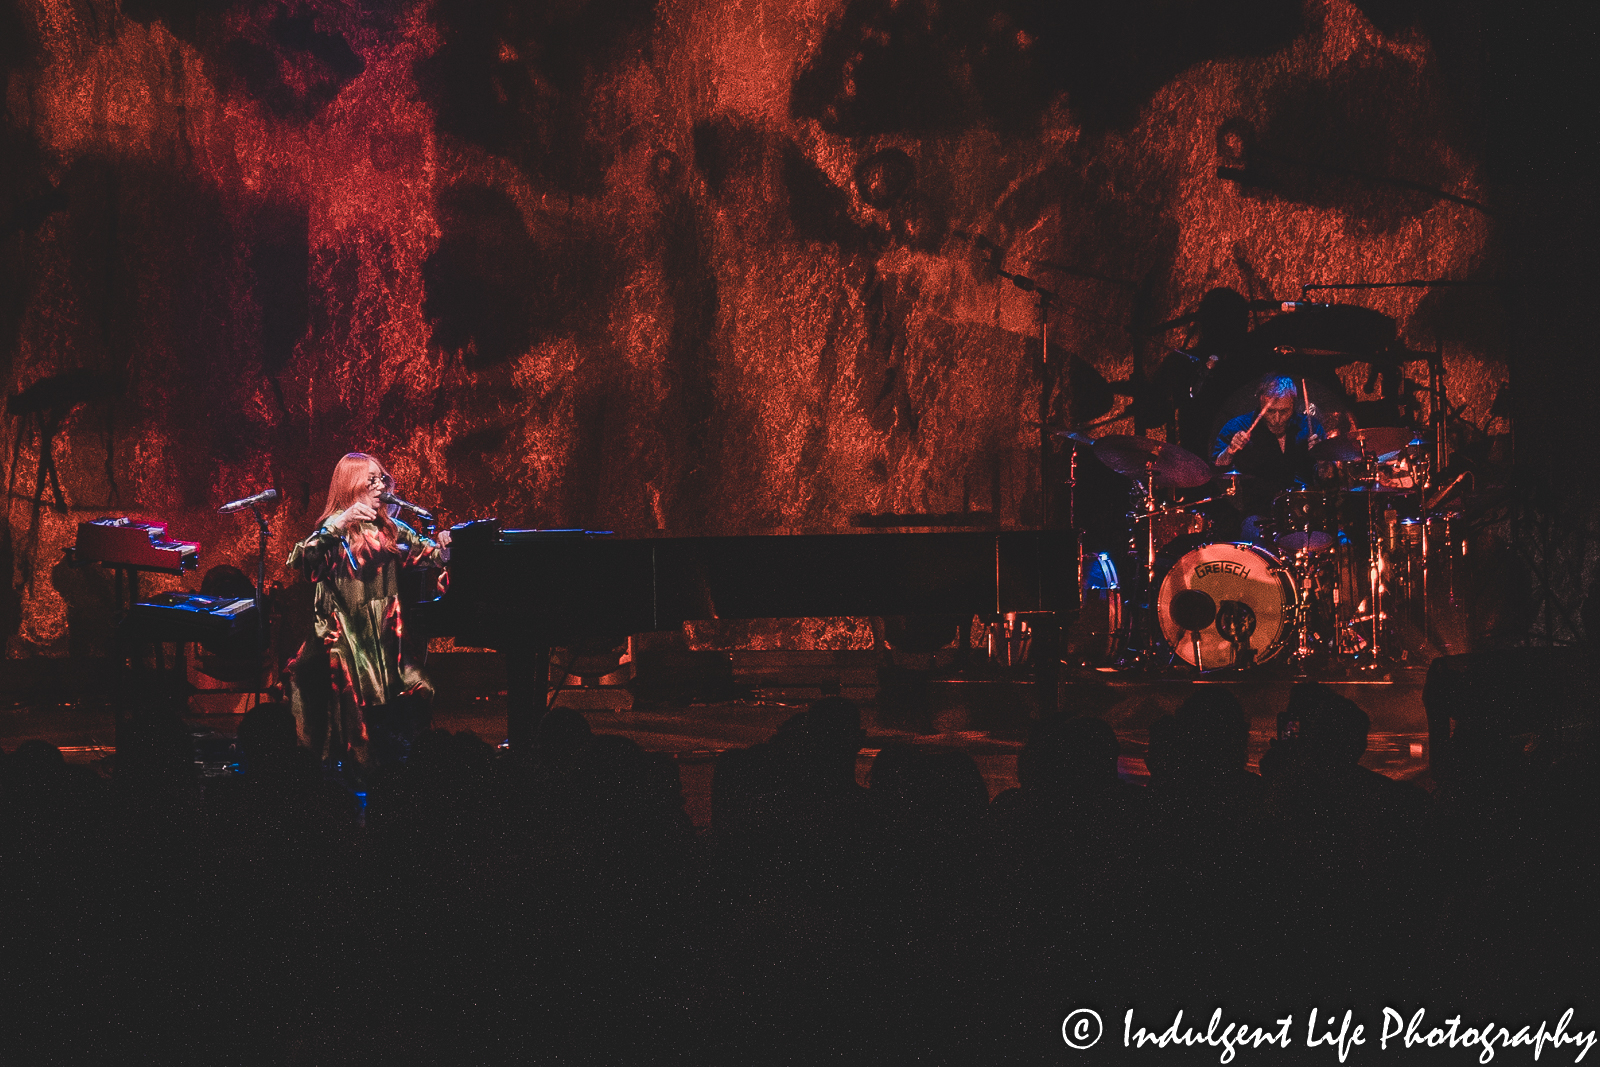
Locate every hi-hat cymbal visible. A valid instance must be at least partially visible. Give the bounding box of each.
[1092,435,1213,488]
[1213,470,1268,496]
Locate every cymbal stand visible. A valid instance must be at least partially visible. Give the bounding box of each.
[1359,453,1394,669]
[1287,548,1317,666]
[1139,462,1159,591]
[1410,466,1430,652]
[1367,499,1385,666]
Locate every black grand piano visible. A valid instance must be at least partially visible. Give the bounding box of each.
[428,521,1077,747]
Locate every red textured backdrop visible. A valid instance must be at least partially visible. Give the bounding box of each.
[3,0,1586,657]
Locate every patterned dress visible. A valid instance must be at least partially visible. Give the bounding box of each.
[286,516,442,769]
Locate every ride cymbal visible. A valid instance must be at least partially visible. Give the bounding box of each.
[1092,435,1213,488]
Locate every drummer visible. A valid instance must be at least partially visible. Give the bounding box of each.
[1213,376,1325,545]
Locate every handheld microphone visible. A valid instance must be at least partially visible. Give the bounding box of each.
[379,491,433,522]
[218,488,279,514]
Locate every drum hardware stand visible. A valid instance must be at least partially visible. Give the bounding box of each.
[1215,601,1256,668]
[1118,471,1165,667]
[1297,277,1500,475]
[1287,549,1318,666]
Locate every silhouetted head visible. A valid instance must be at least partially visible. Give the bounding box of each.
[535,707,594,759]
[805,696,865,754]
[1196,286,1250,350]
[1019,715,1120,797]
[867,741,921,798]
[1287,683,1370,769]
[113,707,199,798]
[1172,687,1251,779]
[870,743,987,825]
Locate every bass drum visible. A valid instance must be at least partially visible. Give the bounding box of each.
[1156,542,1296,669]
[1063,551,1125,667]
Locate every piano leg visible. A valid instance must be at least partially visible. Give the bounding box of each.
[504,635,551,751]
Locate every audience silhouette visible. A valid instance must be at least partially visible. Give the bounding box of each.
[1,679,1592,1062]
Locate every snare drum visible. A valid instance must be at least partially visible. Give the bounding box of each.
[1157,542,1297,668]
[1271,489,1336,555]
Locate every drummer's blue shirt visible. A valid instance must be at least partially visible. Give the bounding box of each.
[1214,411,1324,495]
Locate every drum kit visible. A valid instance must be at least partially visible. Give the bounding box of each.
[1067,424,1462,673]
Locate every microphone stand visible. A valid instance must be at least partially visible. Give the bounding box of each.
[997,265,1064,713]
[966,240,1069,710]
[994,265,1060,530]
[249,504,270,700]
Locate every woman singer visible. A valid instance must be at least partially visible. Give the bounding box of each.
[286,452,449,777]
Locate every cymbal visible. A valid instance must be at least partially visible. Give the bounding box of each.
[1250,304,1397,353]
[1354,426,1424,456]
[1049,428,1097,447]
[1212,470,1267,496]
[1092,435,1213,488]
[1376,438,1432,463]
[1309,435,1363,463]
[1342,482,1413,495]
[1278,530,1335,554]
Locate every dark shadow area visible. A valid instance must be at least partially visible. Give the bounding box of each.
[1216,50,1478,234]
[422,184,621,369]
[415,0,656,197]
[219,13,366,121]
[792,0,1304,135]
[5,674,1593,1062]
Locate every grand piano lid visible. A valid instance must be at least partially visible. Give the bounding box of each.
[498,528,611,542]
[451,519,1059,540]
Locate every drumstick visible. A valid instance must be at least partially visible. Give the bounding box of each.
[1222,403,1270,464]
